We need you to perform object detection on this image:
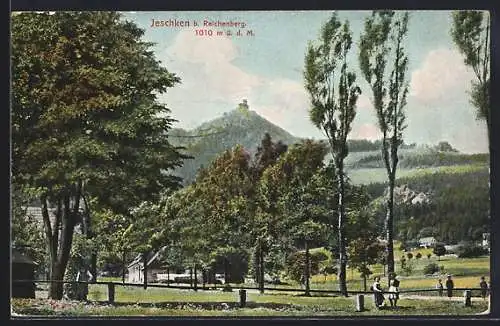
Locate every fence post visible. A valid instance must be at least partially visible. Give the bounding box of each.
[464,290,472,307]
[108,283,115,304]
[356,294,364,312]
[239,289,247,308]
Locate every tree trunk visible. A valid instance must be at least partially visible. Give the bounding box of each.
[386,174,396,284]
[47,194,78,300]
[337,161,348,297]
[90,253,97,282]
[304,240,310,296]
[202,268,206,289]
[363,274,367,292]
[224,257,229,284]
[122,250,126,284]
[143,252,148,290]
[167,267,170,287]
[194,264,198,291]
[259,246,265,294]
[189,267,193,288]
[254,247,260,284]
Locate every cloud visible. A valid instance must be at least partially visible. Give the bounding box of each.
[356,93,373,110]
[409,48,474,105]
[349,123,381,141]
[159,29,322,135]
[163,30,263,104]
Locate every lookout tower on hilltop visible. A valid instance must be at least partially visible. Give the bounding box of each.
[238,99,249,111]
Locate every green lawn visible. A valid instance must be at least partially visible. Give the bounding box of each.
[17,253,490,317]
[12,293,489,316]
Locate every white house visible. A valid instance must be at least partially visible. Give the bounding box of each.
[418,236,437,248]
[127,249,167,283]
[482,233,490,251]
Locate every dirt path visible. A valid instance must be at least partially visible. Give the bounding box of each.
[402,294,488,302]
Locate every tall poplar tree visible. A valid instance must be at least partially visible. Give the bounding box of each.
[451,10,490,143]
[359,11,410,281]
[304,13,361,296]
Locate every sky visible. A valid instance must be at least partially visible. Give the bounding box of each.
[122,11,488,153]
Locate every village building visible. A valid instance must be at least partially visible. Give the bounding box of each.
[482,232,490,251]
[11,248,37,298]
[127,249,168,283]
[418,236,437,248]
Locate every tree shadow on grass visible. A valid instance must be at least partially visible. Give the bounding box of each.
[94,301,299,311]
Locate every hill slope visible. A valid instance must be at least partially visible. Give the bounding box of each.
[169,107,300,184]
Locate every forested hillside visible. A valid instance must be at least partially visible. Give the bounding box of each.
[366,164,490,244]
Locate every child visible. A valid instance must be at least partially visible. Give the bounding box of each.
[371,276,385,308]
[388,278,400,307]
[436,279,444,297]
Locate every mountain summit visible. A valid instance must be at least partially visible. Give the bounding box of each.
[170,100,300,184]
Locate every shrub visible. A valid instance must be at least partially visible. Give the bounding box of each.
[285,249,329,283]
[423,263,439,275]
[427,253,431,259]
[433,243,446,260]
[456,245,488,258]
[416,252,422,259]
[407,252,413,260]
[401,258,414,276]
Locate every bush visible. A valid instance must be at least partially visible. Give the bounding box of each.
[416,252,422,259]
[285,249,329,283]
[407,252,413,259]
[423,263,439,275]
[427,253,431,259]
[456,245,488,258]
[433,243,446,260]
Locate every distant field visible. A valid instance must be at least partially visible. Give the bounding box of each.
[348,163,488,185]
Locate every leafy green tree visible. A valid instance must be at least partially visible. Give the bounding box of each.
[451,11,490,141]
[304,13,361,296]
[346,199,382,292]
[11,12,186,299]
[270,140,330,295]
[359,11,410,282]
[250,133,288,293]
[192,145,254,285]
[433,243,446,261]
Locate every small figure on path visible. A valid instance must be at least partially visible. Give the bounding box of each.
[388,273,400,308]
[436,279,444,297]
[479,276,488,300]
[371,276,385,309]
[445,274,454,299]
[300,275,306,289]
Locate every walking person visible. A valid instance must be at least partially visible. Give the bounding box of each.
[371,276,385,309]
[445,274,454,299]
[436,279,444,297]
[479,276,488,300]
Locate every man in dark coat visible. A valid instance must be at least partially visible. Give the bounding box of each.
[445,274,454,299]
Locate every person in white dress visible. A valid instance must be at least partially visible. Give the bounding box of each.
[388,277,400,307]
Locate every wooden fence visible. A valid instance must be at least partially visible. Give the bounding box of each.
[12,279,489,304]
